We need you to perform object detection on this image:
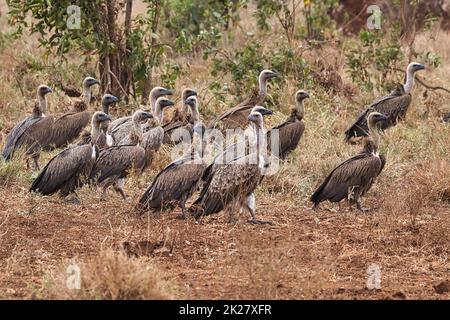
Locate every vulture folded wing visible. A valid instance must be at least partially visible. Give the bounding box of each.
[48,111,91,148]
[139,157,205,209]
[2,115,38,160]
[109,116,132,134]
[30,145,92,195]
[91,145,145,183]
[195,161,260,216]
[311,153,383,204]
[268,120,305,159]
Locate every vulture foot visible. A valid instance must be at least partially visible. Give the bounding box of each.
[247,219,273,225]
[356,202,372,212]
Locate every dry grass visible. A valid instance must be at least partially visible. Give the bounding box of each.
[44,248,178,300]
[0,1,449,299]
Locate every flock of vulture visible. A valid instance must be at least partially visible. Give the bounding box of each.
[1,61,442,224]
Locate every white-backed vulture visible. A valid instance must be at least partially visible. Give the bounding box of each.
[2,85,53,163]
[117,110,154,146]
[2,85,54,170]
[90,109,160,201]
[75,94,119,149]
[201,106,273,186]
[192,110,272,224]
[208,69,278,130]
[29,112,111,203]
[267,90,309,159]
[163,95,201,144]
[47,77,100,149]
[109,86,172,142]
[311,112,388,211]
[162,88,197,143]
[344,62,425,142]
[136,123,207,217]
[141,97,175,150]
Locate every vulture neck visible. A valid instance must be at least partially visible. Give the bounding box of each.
[258,76,268,99]
[38,94,48,114]
[150,94,160,114]
[82,85,92,106]
[295,99,305,120]
[91,121,101,141]
[155,104,164,125]
[252,122,265,167]
[367,121,380,153]
[32,103,42,118]
[403,68,415,94]
[133,118,144,144]
[190,105,200,123]
[102,103,110,115]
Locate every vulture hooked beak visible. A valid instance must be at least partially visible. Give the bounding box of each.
[185,89,197,98]
[253,106,273,116]
[185,99,196,108]
[161,99,175,108]
[268,70,279,79]
[142,111,154,120]
[163,89,174,96]
[45,87,53,94]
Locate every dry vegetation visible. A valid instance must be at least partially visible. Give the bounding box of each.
[0,1,449,300]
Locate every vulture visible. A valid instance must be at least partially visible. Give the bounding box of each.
[136,123,207,217]
[29,112,112,203]
[140,97,175,151]
[201,105,273,185]
[117,110,154,146]
[443,112,450,123]
[162,88,197,144]
[208,69,278,130]
[90,111,158,201]
[192,109,273,224]
[75,94,119,149]
[311,112,388,211]
[109,86,172,142]
[163,95,201,144]
[47,77,100,148]
[267,90,309,160]
[344,62,425,142]
[2,85,54,169]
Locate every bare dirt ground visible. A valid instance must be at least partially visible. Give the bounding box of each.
[0,179,449,299]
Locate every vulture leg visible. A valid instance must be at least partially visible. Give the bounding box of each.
[356,200,371,212]
[246,193,272,225]
[227,200,238,224]
[177,194,189,219]
[32,155,40,171]
[113,179,127,201]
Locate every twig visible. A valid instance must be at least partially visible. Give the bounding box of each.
[393,68,450,94]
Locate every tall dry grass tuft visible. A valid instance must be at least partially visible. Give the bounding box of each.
[46,248,178,300]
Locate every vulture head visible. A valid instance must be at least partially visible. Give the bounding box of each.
[133,110,154,124]
[185,95,198,111]
[407,62,425,73]
[92,111,112,129]
[367,112,388,130]
[251,105,273,117]
[259,69,279,82]
[154,97,175,123]
[182,88,197,101]
[83,76,100,89]
[101,94,119,114]
[295,90,310,102]
[37,85,53,98]
[150,86,173,114]
[248,111,267,130]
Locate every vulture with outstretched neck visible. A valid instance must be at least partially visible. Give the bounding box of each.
[267,90,309,159]
[109,86,172,142]
[47,77,100,148]
[2,85,53,169]
[311,112,388,211]
[29,112,111,203]
[90,110,158,201]
[344,62,425,142]
[208,69,278,130]
[75,94,119,149]
[162,88,197,143]
[192,108,273,224]
[136,123,207,217]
